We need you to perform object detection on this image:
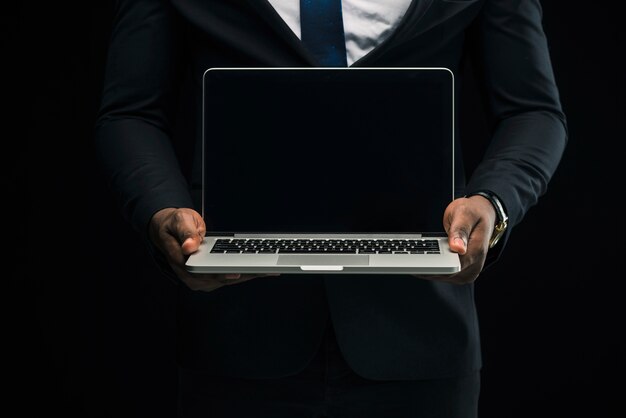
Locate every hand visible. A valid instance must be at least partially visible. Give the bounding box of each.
[414,195,496,285]
[149,208,276,292]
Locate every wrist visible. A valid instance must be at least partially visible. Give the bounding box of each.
[465,190,509,248]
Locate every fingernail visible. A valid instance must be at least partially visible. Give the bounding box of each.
[454,237,466,248]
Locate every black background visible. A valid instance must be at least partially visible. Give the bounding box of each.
[3,1,623,417]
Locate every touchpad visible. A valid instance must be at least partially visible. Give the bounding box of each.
[277,255,369,266]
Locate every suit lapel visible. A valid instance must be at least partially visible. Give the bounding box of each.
[245,0,317,66]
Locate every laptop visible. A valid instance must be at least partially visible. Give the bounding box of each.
[186,67,460,274]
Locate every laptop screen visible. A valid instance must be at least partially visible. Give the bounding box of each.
[203,68,453,233]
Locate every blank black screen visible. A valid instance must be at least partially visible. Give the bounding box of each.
[203,69,453,233]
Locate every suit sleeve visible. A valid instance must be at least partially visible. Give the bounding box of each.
[466,0,567,260]
[94,0,193,236]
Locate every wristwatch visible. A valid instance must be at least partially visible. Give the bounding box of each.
[465,190,508,249]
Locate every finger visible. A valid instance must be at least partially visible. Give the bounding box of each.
[176,272,280,292]
[412,274,465,284]
[221,273,278,286]
[458,220,490,267]
[447,209,479,255]
[169,211,205,255]
[449,262,483,284]
[181,273,268,291]
[216,273,280,281]
[156,231,216,287]
[413,261,482,284]
[413,274,444,281]
[167,263,223,291]
[223,273,241,280]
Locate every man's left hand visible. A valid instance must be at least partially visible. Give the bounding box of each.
[414,195,496,284]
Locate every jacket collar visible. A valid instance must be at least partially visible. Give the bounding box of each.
[245,0,317,66]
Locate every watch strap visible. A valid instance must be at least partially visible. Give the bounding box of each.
[465,190,508,248]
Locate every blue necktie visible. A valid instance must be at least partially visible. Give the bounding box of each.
[300,0,348,67]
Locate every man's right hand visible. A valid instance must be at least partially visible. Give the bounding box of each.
[149,208,275,292]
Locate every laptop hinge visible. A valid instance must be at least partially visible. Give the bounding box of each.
[233,233,425,238]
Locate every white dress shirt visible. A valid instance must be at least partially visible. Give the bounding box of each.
[266,0,412,66]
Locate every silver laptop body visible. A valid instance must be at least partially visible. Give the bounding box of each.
[186,68,460,274]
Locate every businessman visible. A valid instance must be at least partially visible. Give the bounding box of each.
[95,1,566,417]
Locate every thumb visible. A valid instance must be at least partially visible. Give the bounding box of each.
[447,216,472,255]
[172,210,206,255]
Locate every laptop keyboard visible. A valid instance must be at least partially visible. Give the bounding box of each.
[210,239,440,254]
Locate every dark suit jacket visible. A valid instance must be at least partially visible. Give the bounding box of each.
[95,0,567,379]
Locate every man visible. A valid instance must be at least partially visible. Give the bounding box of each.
[95,0,566,416]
